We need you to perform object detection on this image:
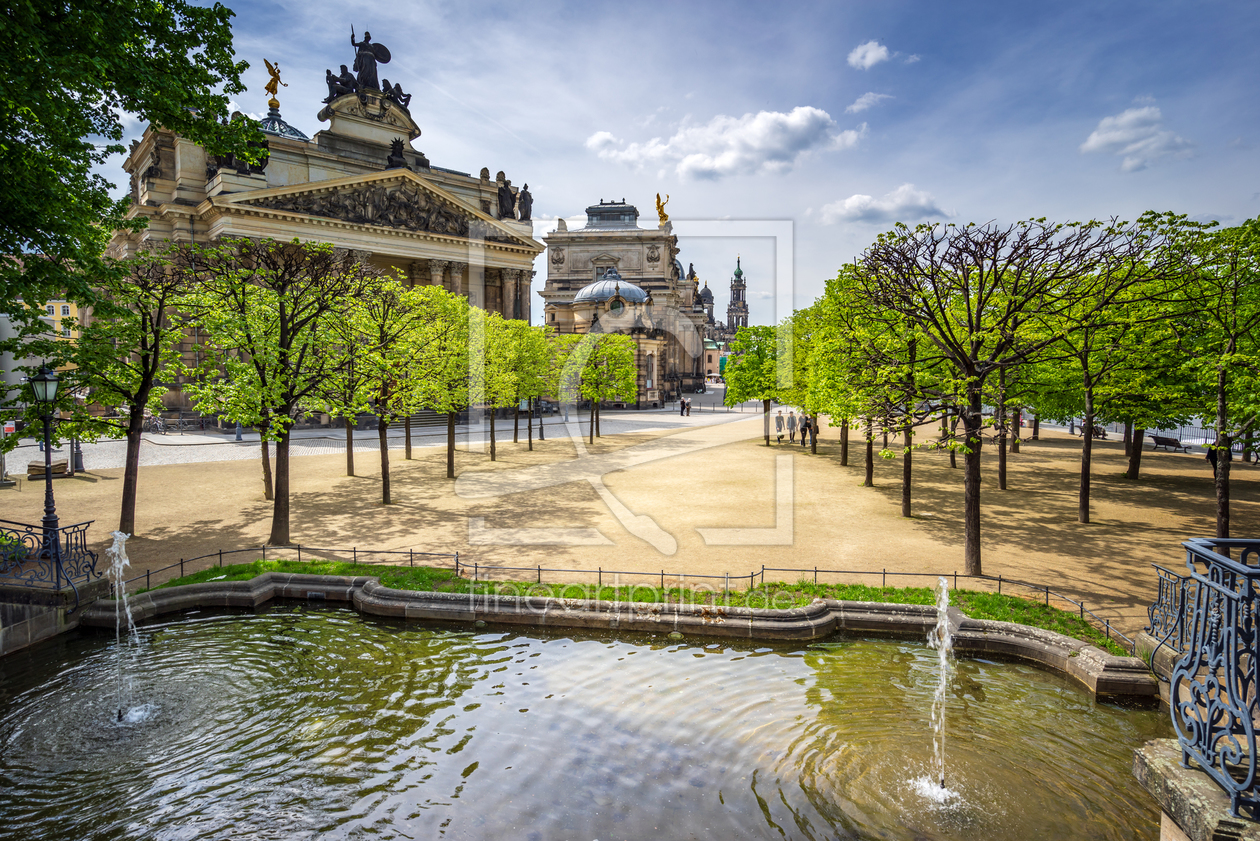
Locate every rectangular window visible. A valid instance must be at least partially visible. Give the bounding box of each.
[45,304,54,315]
[62,326,71,337]
[549,312,555,322]
[61,305,71,316]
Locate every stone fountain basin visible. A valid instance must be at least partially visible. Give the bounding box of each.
[80,572,1156,700]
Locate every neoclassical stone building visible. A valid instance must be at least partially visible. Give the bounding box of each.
[109,50,543,322]
[540,200,709,402]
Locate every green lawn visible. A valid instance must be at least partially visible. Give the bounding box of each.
[146,559,1132,656]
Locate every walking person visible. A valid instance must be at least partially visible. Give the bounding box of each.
[685,398,692,417]
[800,416,811,448]
[775,410,785,443]
[787,411,798,443]
[680,397,686,417]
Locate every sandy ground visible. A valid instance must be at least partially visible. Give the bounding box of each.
[3,413,1251,638]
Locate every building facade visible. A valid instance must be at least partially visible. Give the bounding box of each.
[540,200,710,403]
[107,40,545,407]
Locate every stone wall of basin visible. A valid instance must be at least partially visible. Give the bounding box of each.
[77,572,1158,700]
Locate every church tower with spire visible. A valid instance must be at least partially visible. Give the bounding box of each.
[727,256,749,330]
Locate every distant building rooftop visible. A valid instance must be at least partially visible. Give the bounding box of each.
[583,199,639,229]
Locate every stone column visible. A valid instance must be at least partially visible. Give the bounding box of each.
[449,262,468,297]
[408,261,426,287]
[498,269,514,322]
[429,259,450,290]
[500,268,519,320]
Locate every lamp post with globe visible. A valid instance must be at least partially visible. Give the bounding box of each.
[29,367,63,586]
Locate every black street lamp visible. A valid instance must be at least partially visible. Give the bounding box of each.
[29,367,62,587]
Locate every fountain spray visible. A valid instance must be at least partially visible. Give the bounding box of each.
[928,576,954,789]
[105,531,135,722]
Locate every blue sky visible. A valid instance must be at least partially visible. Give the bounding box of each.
[106,1,1259,326]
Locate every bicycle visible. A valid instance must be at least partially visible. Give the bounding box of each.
[143,415,167,434]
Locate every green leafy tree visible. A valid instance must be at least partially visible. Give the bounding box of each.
[724,325,779,446]
[183,238,384,544]
[1177,218,1260,538]
[564,333,637,444]
[0,249,190,533]
[861,217,1180,575]
[1,0,262,315]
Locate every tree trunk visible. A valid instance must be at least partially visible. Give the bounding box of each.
[405,416,412,460]
[963,390,983,576]
[950,413,958,469]
[997,370,1008,491]
[596,403,601,437]
[447,411,456,479]
[864,421,874,487]
[527,398,534,451]
[490,409,497,461]
[260,430,274,501]
[1010,408,1020,454]
[1216,367,1231,539]
[1123,421,1133,457]
[513,404,520,444]
[811,415,818,454]
[344,416,355,476]
[1245,430,1254,464]
[267,425,291,545]
[1079,385,1094,524]
[840,418,849,465]
[589,402,596,445]
[538,399,545,441]
[763,399,771,445]
[1127,428,1145,479]
[119,411,145,534]
[1032,414,1040,440]
[882,429,888,450]
[902,420,912,517]
[378,416,391,504]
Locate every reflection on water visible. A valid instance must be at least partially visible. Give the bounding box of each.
[0,606,1168,840]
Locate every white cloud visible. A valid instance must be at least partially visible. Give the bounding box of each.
[848,41,890,70]
[821,183,947,224]
[846,92,893,114]
[905,54,921,64]
[1080,105,1194,172]
[588,107,865,180]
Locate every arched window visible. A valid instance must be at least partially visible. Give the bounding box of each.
[646,353,655,388]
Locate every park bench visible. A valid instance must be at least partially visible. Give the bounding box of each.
[1150,435,1189,453]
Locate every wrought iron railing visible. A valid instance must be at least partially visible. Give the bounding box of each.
[1170,538,1260,818]
[1147,563,1200,656]
[0,518,102,610]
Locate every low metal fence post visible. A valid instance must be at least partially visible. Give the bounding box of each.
[814,566,817,584]
[954,571,958,591]
[410,549,414,568]
[297,545,302,563]
[180,558,184,578]
[598,567,602,589]
[262,545,266,561]
[1045,586,1049,606]
[998,574,1002,595]
[538,566,541,584]
[146,569,150,590]
[353,546,357,565]
[661,570,665,591]
[882,568,886,588]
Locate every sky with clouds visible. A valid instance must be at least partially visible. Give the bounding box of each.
[102,0,1260,326]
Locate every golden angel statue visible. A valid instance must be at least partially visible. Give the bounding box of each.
[655,192,670,225]
[264,58,288,108]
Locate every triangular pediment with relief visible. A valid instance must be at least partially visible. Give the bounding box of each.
[216,169,537,249]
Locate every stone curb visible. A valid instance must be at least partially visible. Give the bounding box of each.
[1134,738,1260,841]
[78,572,1156,699]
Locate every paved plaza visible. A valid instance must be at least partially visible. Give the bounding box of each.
[2,394,1252,638]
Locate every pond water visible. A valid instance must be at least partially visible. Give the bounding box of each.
[0,605,1168,840]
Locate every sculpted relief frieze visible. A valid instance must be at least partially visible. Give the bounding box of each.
[250,183,470,238]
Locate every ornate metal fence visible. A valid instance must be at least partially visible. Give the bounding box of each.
[0,518,102,610]
[1148,563,1199,655]
[1170,538,1260,818]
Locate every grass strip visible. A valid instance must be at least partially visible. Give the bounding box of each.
[145,559,1131,656]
